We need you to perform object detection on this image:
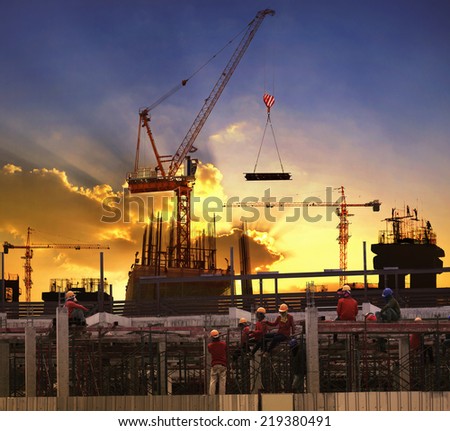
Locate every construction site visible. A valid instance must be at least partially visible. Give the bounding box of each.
[1,9,450,411]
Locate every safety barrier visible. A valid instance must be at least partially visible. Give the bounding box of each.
[0,391,449,411]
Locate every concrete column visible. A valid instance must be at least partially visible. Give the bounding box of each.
[0,341,9,396]
[398,336,410,390]
[56,306,69,398]
[305,306,320,393]
[25,326,37,397]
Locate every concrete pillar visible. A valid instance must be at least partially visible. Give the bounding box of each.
[25,326,37,397]
[305,306,320,393]
[56,306,69,398]
[0,341,9,396]
[398,336,410,390]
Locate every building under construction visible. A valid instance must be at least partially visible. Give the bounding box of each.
[372,206,445,290]
[1,284,449,406]
[124,216,231,301]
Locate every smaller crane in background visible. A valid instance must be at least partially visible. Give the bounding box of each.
[3,227,110,302]
[225,186,381,286]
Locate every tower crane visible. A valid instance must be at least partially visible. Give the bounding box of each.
[127,9,275,268]
[3,227,110,302]
[225,186,381,286]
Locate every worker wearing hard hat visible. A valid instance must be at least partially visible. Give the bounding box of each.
[375,288,401,322]
[207,329,227,395]
[64,290,89,326]
[264,303,295,355]
[336,285,358,321]
[238,317,251,347]
[232,317,252,364]
[409,317,423,351]
[249,307,268,355]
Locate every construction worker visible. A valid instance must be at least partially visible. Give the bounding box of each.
[64,290,88,326]
[207,329,227,395]
[409,317,423,351]
[336,285,358,321]
[375,288,401,322]
[249,307,268,355]
[410,317,434,364]
[264,303,295,354]
[333,285,358,342]
[232,317,252,363]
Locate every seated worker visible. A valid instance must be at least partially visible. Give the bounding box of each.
[375,288,401,322]
[264,303,295,354]
[336,285,358,321]
[249,307,268,355]
[64,290,89,326]
[334,285,358,342]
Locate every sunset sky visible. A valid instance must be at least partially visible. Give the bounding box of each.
[1,0,450,301]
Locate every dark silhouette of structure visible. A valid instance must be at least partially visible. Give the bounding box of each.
[372,206,445,289]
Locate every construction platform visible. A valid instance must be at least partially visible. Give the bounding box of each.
[0,305,449,400]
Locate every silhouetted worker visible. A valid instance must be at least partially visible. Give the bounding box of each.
[64,291,88,326]
[264,303,295,354]
[334,285,358,342]
[232,317,252,363]
[249,307,268,355]
[208,329,227,395]
[376,288,401,322]
[336,285,358,321]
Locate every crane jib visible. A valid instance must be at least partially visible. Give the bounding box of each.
[128,9,275,192]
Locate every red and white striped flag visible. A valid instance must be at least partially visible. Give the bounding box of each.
[263,93,275,111]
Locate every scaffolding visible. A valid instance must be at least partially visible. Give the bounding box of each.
[3,319,450,397]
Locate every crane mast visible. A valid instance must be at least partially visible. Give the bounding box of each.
[127,9,275,268]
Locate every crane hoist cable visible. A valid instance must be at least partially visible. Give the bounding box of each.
[253,108,285,174]
[246,93,291,181]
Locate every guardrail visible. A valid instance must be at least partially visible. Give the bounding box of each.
[2,287,449,318]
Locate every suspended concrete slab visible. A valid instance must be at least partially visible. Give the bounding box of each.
[244,172,292,181]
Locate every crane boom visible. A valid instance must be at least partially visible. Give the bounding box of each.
[127,9,275,193]
[168,8,275,177]
[4,243,108,250]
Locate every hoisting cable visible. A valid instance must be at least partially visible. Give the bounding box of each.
[253,113,285,173]
[144,23,249,113]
